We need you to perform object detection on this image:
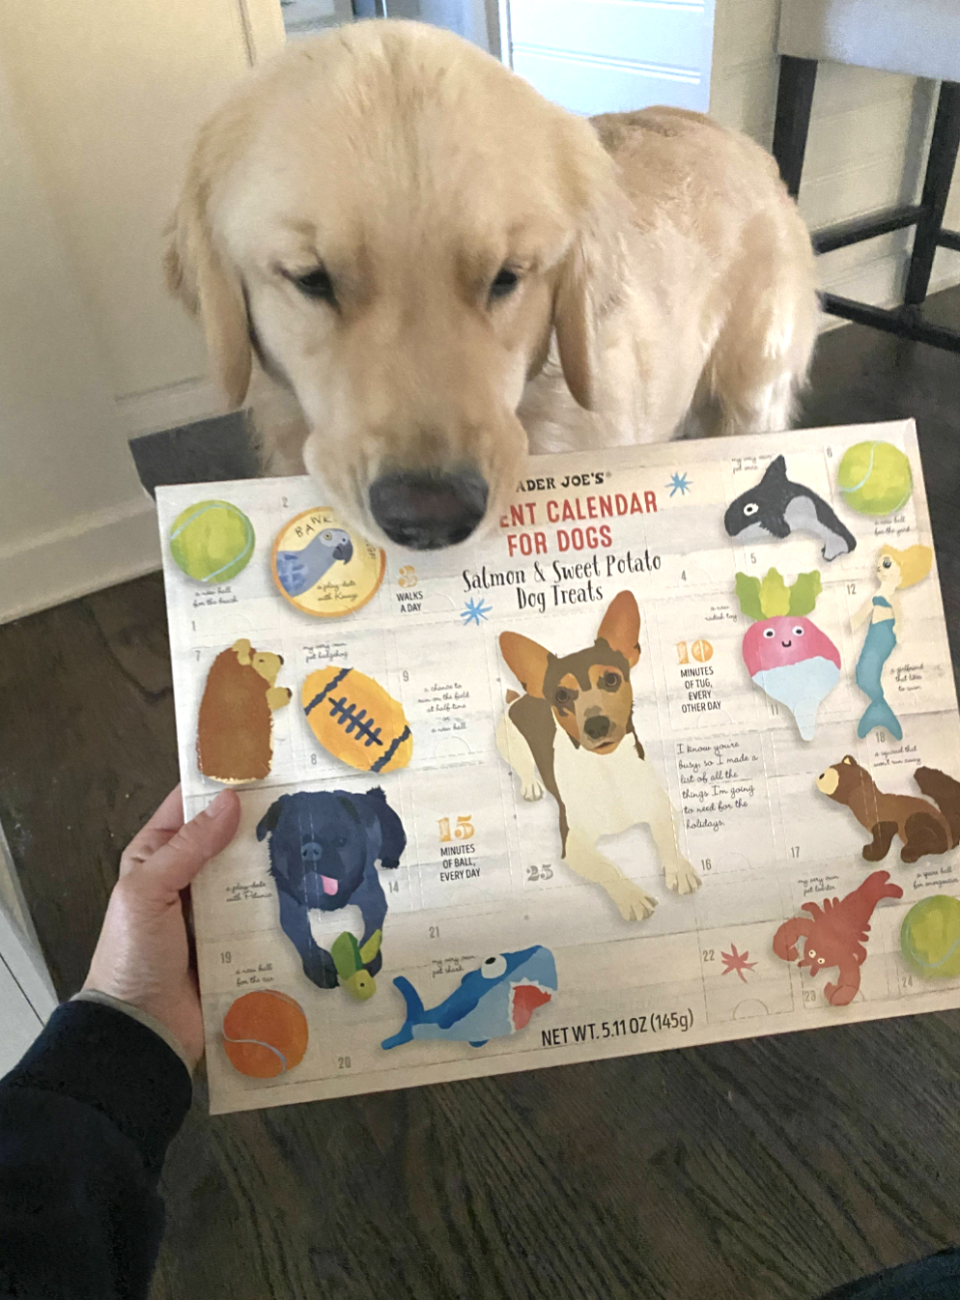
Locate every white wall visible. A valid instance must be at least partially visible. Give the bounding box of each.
[0,58,161,623]
[710,0,960,316]
[0,0,285,624]
[0,0,284,437]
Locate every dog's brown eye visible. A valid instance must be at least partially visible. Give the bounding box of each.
[554,688,571,705]
[489,267,519,300]
[292,267,336,305]
[601,672,621,689]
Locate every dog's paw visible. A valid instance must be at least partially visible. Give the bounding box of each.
[613,883,657,921]
[521,779,543,802]
[666,861,701,895]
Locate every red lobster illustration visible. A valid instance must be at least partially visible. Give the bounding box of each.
[773,871,903,1007]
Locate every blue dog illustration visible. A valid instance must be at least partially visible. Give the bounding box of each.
[256,788,406,995]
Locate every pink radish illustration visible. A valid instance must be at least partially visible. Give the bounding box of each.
[736,569,840,741]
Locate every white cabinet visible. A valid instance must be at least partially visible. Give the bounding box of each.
[500,0,717,115]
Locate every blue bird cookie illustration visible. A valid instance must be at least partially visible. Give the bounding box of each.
[275,527,353,597]
[724,456,856,562]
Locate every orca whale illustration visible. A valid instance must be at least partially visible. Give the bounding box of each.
[724,456,856,562]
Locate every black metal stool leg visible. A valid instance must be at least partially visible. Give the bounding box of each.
[905,80,960,306]
[772,56,818,200]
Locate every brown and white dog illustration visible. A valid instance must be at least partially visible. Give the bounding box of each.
[497,591,699,920]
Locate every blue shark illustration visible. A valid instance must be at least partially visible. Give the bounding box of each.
[724,456,856,562]
[276,527,353,597]
[381,945,557,1050]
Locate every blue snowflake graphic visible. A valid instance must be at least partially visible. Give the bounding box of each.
[461,597,492,626]
[667,471,692,497]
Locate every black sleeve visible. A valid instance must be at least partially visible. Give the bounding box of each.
[0,1000,192,1300]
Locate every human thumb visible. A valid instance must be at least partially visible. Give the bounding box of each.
[144,790,241,897]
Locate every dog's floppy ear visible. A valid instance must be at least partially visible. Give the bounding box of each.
[500,632,551,698]
[165,143,252,408]
[337,796,362,824]
[553,158,626,411]
[256,797,285,842]
[363,787,407,870]
[597,591,641,667]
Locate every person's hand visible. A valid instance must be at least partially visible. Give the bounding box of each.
[83,787,241,1070]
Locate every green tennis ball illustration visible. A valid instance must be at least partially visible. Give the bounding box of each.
[900,895,960,979]
[169,500,255,583]
[838,441,912,517]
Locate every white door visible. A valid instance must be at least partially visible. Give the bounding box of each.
[500,0,717,115]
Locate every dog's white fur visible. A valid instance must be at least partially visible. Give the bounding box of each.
[167,20,818,545]
[497,708,698,920]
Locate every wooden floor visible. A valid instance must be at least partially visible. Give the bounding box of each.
[3,297,960,1300]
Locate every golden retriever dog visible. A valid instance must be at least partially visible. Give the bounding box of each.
[167,20,817,551]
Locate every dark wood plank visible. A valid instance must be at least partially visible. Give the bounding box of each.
[0,572,177,993]
[2,294,960,1300]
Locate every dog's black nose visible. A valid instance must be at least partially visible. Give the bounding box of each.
[584,716,612,741]
[368,469,489,550]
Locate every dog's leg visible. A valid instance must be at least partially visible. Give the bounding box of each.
[563,828,657,920]
[353,865,388,965]
[276,889,338,988]
[641,783,701,895]
[736,372,797,435]
[698,371,798,439]
[630,764,701,894]
[496,711,543,801]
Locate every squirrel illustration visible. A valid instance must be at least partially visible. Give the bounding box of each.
[816,756,960,864]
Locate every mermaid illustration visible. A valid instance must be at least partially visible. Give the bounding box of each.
[851,544,933,741]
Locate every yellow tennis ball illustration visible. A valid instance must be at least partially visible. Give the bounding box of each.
[302,666,413,773]
[169,500,255,583]
[222,989,308,1079]
[900,896,960,979]
[837,442,912,517]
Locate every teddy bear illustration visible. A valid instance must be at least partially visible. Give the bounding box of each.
[197,638,291,783]
[816,756,960,864]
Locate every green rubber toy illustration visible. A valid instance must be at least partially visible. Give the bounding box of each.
[332,929,383,1000]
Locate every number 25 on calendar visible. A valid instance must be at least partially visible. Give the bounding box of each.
[438,815,474,843]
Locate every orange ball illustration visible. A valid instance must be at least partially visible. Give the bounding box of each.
[222,990,308,1079]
